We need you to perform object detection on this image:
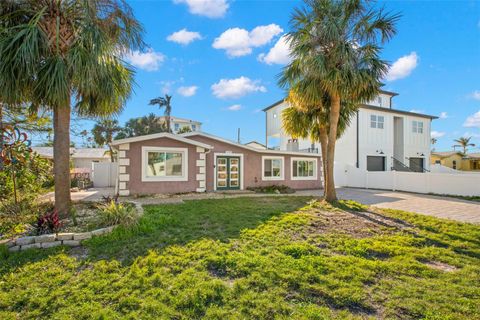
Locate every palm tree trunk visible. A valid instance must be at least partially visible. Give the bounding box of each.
[319,127,328,196]
[53,104,71,218]
[108,144,114,162]
[325,94,341,202]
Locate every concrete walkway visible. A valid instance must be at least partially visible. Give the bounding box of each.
[333,188,480,224]
[42,187,479,224]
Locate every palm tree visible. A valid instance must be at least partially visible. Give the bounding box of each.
[149,95,173,132]
[454,137,475,155]
[431,138,437,151]
[0,1,144,216]
[279,0,399,202]
[92,119,121,162]
[115,113,168,139]
[282,89,356,192]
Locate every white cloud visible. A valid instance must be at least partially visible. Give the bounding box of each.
[173,0,229,18]
[386,52,418,81]
[439,112,448,119]
[177,85,198,97]
[227,104,242,111]
[125,49,165,71]
[464,110,480,128]
[431,131,445,139]
[470,90,480,100]
[213,24,283,57]
[167,29,202,45]
[258,35,291,65]
[211,76,267,99]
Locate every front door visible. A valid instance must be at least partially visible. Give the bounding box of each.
[216,156,240,190]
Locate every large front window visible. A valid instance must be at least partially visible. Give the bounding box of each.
[142,147,188,181]
[262,156,284,180]
[292,158,316,180]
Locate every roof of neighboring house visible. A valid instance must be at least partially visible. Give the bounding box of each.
[431,151,463,158]
[244,141,267,149]
[181,132,321,157]
[465,153,480,159]
[32,147,109,159]
[111,132,213,149]
[157,116,202,125]
[262,99,438,119]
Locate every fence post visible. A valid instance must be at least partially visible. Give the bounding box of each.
[392,170,396,191]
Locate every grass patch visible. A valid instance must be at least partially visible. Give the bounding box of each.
[0,197,479,319]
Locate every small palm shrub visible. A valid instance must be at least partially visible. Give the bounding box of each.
[98,201,138,227]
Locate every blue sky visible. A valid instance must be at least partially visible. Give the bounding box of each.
[70,0,480,152]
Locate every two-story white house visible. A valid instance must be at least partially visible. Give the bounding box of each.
[157,116,202,134]
[264,90,437,181]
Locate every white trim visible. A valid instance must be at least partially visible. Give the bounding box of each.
[141,146,189,182]
[112,132,213,149]
[261,156,285,181]
[291,157,318,181]
[213,152,244,191]
[182,132,322,157]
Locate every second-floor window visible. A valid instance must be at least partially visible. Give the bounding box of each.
[191,124,196,131]
[174,123,180,132]
[412,121,423,133]
[370,115,384,129]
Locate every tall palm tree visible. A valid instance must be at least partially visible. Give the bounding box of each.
[431,137,437,151]
[149,95,172,132]
[92,119,121,162]
[0,0,144,216]
[279,0,399,202]
[454,137,475,155]
[282,89,356,192]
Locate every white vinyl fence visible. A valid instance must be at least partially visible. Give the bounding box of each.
[91,162,118,188]
[338,164,480,197]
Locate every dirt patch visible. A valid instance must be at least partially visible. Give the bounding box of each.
[423,261,458,272]
[306,209,398,239]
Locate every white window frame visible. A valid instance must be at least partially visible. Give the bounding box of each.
[412,120,423,134]
[291,157,317,180]
[141,146,188,182]
[262,156,284,181]
[370,114,384,129]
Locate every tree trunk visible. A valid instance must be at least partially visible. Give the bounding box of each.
[108,144,114,162]
[53,105,71,217]
[319,127,328,197]
[324,94,341,202]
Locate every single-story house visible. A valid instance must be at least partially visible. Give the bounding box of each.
[111,132,322,196]
[32,147,110,170]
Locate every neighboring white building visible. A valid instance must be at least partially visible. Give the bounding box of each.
[32,147,110,170]
[264,90,438,177]
[158,116,202,133]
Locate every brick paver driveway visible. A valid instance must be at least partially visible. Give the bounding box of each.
[332,188,480,224]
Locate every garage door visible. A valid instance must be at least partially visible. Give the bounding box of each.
[409,157,424,172]
[367,156,386,171]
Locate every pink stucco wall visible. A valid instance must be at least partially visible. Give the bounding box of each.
[126,137,200,195]
[186,134,323,191]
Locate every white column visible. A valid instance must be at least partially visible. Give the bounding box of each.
[118,143,130,196]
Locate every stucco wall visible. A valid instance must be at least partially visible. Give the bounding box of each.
[126,137,200,195]
[187,134,323,191]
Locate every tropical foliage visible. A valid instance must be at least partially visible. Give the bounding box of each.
[279,0,399,201]
[116,113,168,139]
[149,95,173,132]
[177,126,192,134]
[92,119,121,161]
[454,136,475,155]
[0,0,144,216]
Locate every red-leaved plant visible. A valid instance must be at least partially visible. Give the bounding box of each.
[36,209,61,235]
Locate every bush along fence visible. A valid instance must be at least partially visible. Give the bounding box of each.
[2,202,144,252]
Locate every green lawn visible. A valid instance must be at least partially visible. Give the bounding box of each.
[1,197,479,319]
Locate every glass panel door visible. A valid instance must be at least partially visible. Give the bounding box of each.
[216,156,240,190]
[216,157,228,188]
[229,158,239,188]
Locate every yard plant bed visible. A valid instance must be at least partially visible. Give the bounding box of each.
[1,197,479,319]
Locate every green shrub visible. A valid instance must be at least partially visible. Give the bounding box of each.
[98,201,138,227]
[0,200,54,238]
[247,185,295,194]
